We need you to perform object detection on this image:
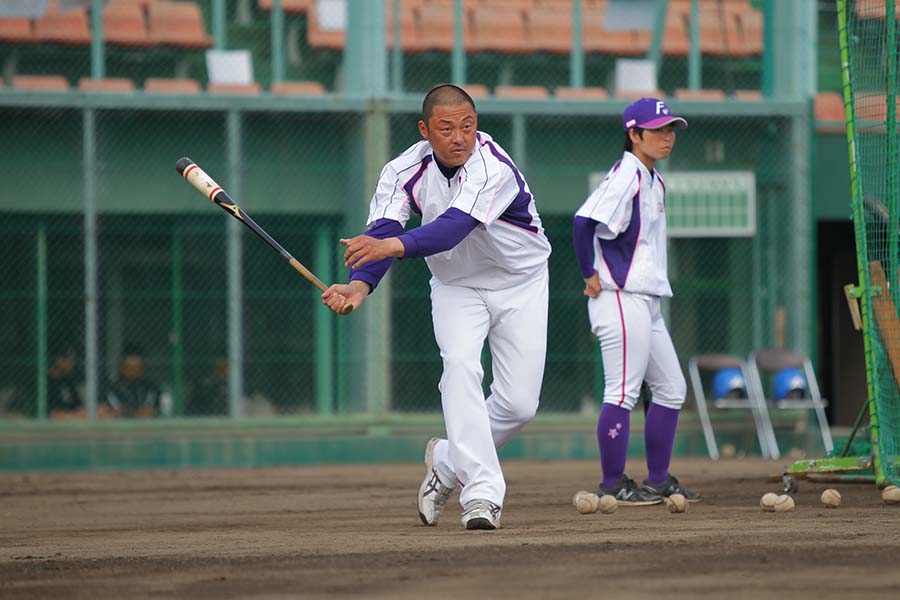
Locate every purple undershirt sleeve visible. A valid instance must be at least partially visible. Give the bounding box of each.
[349,218,404,292]
[397,207,480,259]
[573,215,598,279]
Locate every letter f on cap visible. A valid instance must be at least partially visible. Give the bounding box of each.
[656,101,666,114]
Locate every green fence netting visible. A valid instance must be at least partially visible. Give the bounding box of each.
[840,0,900,487]
[1,0,808,423]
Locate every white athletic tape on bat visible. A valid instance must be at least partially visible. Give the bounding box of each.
[182,163,223,201]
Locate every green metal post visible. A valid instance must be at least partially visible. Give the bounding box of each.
[688,0,700,90]
[343,1,387,95]
[315,226,334,415]
[646,0,668,70]
[36,224,48,420]
[570,0,584,89]
[392,0,403,92]
[512,114,526,174]
[272,0,285,83]
[213,0,227,49]
[452,0,466,84]
[364,105,390,416]
[91,0,105,79]
[171,226,184,416]
[226,110,243,418]
[83,108,98,421]
[762,0,774,97]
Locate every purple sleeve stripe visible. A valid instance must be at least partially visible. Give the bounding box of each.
[348,218,405,292]
[572,215,598,279]
[398,207,479,258]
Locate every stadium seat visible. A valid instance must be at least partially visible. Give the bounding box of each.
[529,5,573,54]
[495,85,548,99]
[855,0,900,20]
[107,0,153,7]
[733,89,762,100]
[462,83,490,98]
[12,75,70,92]
[814,91,845,133]
[386,0,421,51]
[747,348,834,456]
[144,77,201,94]
[270,80,326,95]
[258,0,312,12]
[103,3,151,47]
[418,2,471,52]
[726,1,763,56]
[208,82,262,95]
[471,5,529,53]
[660,0,690,57]
[34,3,92,45]
[674,88,726,101]
[614,88,665,100]
[0,17,35,43]
[688,353,779,460]
[554,86,608,100]
[307,0,346,50]
[79,77,136,93]
[148,1,213,49]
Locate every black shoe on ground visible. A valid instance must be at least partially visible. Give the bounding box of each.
[599,475,664,506]
[641,474,703,502]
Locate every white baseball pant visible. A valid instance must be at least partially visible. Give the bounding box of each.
[428,267,549,507]
[588,290,686,411]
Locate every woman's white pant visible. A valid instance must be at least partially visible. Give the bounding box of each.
[588,290,686,412]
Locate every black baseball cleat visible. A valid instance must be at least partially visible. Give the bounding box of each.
[599,475,664,506]
[641,474,703,502]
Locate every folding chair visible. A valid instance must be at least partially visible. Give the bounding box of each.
[746,349,834,456]
[688,353,779,459]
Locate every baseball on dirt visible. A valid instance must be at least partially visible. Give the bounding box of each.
[820,488,841,508]
[882,485,900,504]
[760,492,779,512]
[773,494,795,513]
[666,493,688,513]
[598,494,618,514]
[573,491,600,514]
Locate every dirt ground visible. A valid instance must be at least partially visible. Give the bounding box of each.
[2,457,900,599]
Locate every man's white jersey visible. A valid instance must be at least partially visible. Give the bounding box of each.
[575,151,672,297]
[366,131,551,290]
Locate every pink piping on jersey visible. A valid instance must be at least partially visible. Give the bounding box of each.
[479,138,503,220]
[615,290,627,407]
[657,172,666,206]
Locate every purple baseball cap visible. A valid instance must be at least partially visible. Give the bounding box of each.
[622,98,688,131]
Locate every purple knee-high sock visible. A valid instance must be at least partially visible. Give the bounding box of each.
[645,403,680,484]
[598,403,631,488]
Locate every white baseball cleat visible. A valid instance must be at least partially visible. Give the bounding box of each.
[460,499,502,530]
[417,438,456,526]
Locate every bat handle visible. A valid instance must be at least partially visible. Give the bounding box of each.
[289,258,355,315]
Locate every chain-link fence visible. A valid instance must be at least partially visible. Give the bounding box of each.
[1,0,813,421]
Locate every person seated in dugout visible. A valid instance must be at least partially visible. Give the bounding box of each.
[103,344,162,418]
[48,346,86,420]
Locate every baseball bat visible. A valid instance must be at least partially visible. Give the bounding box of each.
[175,157,354,315]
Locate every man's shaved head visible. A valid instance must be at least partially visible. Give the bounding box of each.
[422,84,477,122]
